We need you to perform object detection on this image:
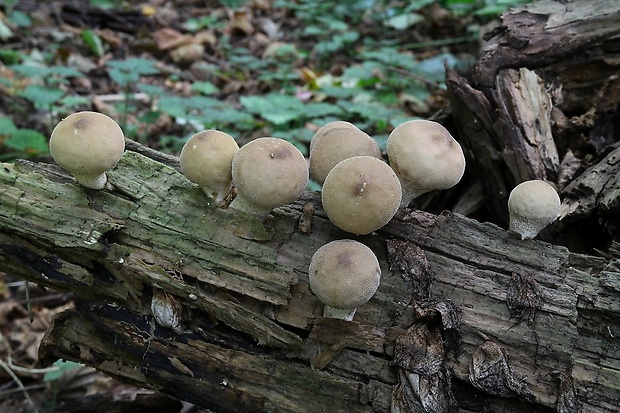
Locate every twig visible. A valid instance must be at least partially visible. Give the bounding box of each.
[0,359,40,413]
[25,280,33,323]
[0,383,47,396]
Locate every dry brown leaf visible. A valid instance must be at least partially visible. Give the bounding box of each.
[0,301,27,325]
[153,27,194,51]
[170,43,205,65]
[228,8,254,35]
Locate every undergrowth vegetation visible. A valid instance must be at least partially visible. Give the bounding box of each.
[0,0,530,160]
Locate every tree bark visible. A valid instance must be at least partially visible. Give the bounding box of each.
[1,1,619,412]
[447,0,620,233]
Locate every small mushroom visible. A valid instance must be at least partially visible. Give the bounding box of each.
[309,239,381,321]
[508,180,560,240]
[231,137,309,218]
[322,156,402,235]
[309,120,358,153]
[309,127,381,185]
[386,120,465,207]
[49,111,125,189]
[180,129,239,205]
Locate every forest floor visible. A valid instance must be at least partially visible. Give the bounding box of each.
[0,0,528,412]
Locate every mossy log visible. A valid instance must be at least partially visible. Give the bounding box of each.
[0,147,618,413]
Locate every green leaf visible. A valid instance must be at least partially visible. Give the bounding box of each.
[0,48,22,65]
[4,129,48,153]
[303,102,344,118]
[191,81,219,95]
[137,83,166,97]
[107,58,159,87]
[59,95,91,110]
[81,29,105,57]
[199,108,254,125]
[0,19,13,41]
[158,96,189,118]
[10,64,82,80]
[385,13,425,30]
[240,94,305,125]
[43,360,84,382]
[19,85,65,108]
[8,10,32,28]
[0,117,18,134]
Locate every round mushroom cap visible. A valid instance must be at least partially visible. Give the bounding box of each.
[322,156,402,235]
[180,129,239,203]
[49,111,125,189]
[310,127,381,185]
[231,137,309,214]
[309,121,358,153]
[508,180,560,239]
[309,239,381,310]
[386,120,465,205]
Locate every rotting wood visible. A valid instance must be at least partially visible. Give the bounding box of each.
[0,145,617,412]
[447,0,620,229]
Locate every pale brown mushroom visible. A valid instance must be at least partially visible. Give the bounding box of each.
[386,120,465,207]
[231,137,309,218]
[309,239,381,321]
[49,111,125,189]
[309,120,358,153]
[508,180,560,239]
[322,156,402,235]
[180,129,239,206]
[309,127,381,185]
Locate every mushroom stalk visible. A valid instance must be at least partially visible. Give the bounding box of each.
[323,306,357,321]
[400,186,427,209]
[73,172,109,190]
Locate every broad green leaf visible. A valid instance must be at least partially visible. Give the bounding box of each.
[241,94,305,125]
[4,129,48,153]
[303,102,344,118]
[10,64,82,80]
[59,95,90,109]
[385,13,425,30]
[187,95,221,109]
[19,85,64,108]
[0,117,18,134]
[159,96,189,118]
[43,360,84,382]
[137,83,166,97]
[107,58,159,86]
[0,19,13,41]
[191,81,219,95]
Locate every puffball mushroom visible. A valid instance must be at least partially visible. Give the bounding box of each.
[309,127,381,185]
[231,137,309,218]
[49,111,125,189]
[309,239,381,321]
[386,119,465,208]
[322,156,402,235]
[508,180,560,240]
[180,129,239,205]
[309,120,358,153]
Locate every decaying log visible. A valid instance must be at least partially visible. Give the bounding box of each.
[0,146,618,413]
[447,0,620,235]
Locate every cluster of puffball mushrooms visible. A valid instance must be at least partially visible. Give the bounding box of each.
[49,111,561,322]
